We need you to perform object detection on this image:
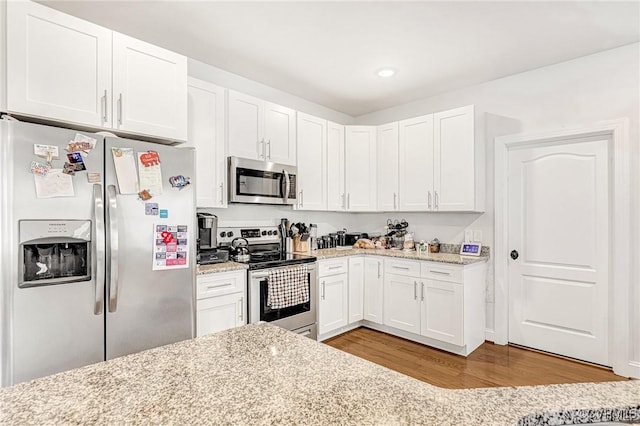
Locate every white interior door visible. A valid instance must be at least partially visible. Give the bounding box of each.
[508,137,609,366]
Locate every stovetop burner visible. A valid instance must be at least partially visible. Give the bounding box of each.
[235,251,316,270]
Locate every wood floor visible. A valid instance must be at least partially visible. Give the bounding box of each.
[324,327,630,389]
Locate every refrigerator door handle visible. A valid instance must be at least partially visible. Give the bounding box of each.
[107,185,120,312]
[93,184,105,315]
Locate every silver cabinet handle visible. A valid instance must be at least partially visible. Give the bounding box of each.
[428,191,432,210]
[429,270,450,275]
[238,297,244,322]
[421,281,425,301]
[257,139,263,158]
[435,190,439,210]
[377,262,381,279]
[347,193,351,210]
[328,265,342,270]
[206,282,233,290]
[93,184,105,315]
[341,193,345,209]
[101,90,108,123]
[219,183,224,205]
[414,281,417,300]
[106,185,119,312]
[393,192,397,210]
[322,281,326,300]
[392,265,410,270]
[117,93,122,125]
[300,189,304,208]
[267,139,271,159]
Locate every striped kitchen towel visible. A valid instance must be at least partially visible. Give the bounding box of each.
[267,265,310,309]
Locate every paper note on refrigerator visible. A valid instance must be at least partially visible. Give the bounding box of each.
[111,148,139,194]
[153,224,189,270]
[137,151,163,196]
[33,169,75,198]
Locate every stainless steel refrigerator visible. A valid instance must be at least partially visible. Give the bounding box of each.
[0,119,196,386]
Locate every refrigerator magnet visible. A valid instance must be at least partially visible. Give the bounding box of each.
[153,223,189,270]
[87,172,101,183]
[159,209,168,218]
[137,152,163,195]
[62,162,76,176]
[30,161,51,176]
[66,152,86,171]
[138,189,152,201]
[169,175,190,190]
[145,203,159,215]
[33,144,59,162]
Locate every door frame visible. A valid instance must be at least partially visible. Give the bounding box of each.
[494,119,637,378]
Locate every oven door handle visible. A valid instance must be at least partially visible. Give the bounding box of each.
[251,272,270,279]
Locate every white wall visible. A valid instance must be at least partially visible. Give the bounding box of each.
[189,58,354,125]
[355,43,640,361]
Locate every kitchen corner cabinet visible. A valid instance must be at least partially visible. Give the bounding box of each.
[318,259,349,335]
[345,126,377,211]
[327,121,346,211]
[196,271,247,337]
[187,78,226,208]
[347,257,364,323]
[398,115,434,211]
[7,1,187,142]
[296,112,327,210]
[363,257,384,324]
[377,122,399,211]
[227,90,296,165]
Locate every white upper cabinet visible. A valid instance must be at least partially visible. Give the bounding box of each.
[326,121,346,211]
[227,91,296,165]
[7,1,112,127]
[187,78,226,208]
[376,122,399,211]
[345,126,377,211]
[398,115,434,211]
[296,112,327,210]
[112,33,187,141]
[7,1,188,142]
[433,105,475,211]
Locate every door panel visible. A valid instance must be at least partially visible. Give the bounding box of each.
[197,293,244,337]
[319,273,348,335]
[265,103,296,165]
[296,113,326,210]
[377,122,399,211]
[227,91,262,160]
[105,137,195,360]
[383,273,420,334]
[345,126,377,211]
[399,115,433,211]
[421,280,463,345]
[348,257,364,323]
[327,122,346,211]
[508,138,609,365]
[363,258,384,324]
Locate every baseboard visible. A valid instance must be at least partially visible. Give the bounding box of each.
[618,361,640,379]
[485,329,496,343]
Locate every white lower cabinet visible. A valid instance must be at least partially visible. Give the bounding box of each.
[363,257,384,324]
[383,273,421,334]
[347,257,364,323]
[196,270,247,337]
[420,279,463,346]
[318,259,349,335]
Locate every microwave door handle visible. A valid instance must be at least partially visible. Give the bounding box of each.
[283,170,291,204]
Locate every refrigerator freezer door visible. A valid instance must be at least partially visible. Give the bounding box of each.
[2,120,105,385]
[104,137,195,360]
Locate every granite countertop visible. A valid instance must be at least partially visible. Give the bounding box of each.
[196,261,248,275]
[314,247,489,265]
[1,323,637,425]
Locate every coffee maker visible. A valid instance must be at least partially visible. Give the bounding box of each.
[197,212,228,264]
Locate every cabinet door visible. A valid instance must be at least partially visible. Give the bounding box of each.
[377,122,399,211]
[383,273,421,334]
[399,114,434,211]
[264,102,296,165]
[363,257,384,324]
[112,32,187,141]
[434,105,475,211]
[327,121,346,211]
[348,257,364,323]
[318,273,348,335]
[345,126,377,211]
[197,292,246,337]
[187,78,226,208]
[296,112,326,210]
[227,90,263,160]
[7,1,112,127]
[420,279,463,345]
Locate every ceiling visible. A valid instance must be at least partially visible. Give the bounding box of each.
[40,1,640,117]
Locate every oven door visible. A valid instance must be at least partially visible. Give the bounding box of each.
[248,263,317,334]
[228,156,297,205]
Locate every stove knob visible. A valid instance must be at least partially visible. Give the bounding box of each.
[266,230,271,236]
[220,231,226,238]
[262,230,267,236]
[228,231,234,238]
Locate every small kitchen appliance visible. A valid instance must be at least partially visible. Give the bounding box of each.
[228,156,297,205]
[197,212,218,249]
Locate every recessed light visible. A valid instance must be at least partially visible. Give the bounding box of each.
[376,68,396,78]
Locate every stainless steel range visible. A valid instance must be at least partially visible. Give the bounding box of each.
[218,226,318,340]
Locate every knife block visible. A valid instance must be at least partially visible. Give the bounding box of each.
[292,235,310,254]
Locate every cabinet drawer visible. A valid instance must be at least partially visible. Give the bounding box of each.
[197,271,246,299]
[319,258,348,277]
[420,262,463,283]
[384,258,420,277]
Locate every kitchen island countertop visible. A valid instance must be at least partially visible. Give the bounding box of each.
[0,323,637,425]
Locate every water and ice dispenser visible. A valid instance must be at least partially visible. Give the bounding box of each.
[19,220,91,287]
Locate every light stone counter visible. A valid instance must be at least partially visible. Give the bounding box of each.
[0,323,637,425]
[314,247,489,265]
[196,261,248,275]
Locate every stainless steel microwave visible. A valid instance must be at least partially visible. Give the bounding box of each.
[228,157,297,205]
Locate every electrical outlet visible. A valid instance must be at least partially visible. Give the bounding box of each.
[464,230,473,243]
[473,230,483,242]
